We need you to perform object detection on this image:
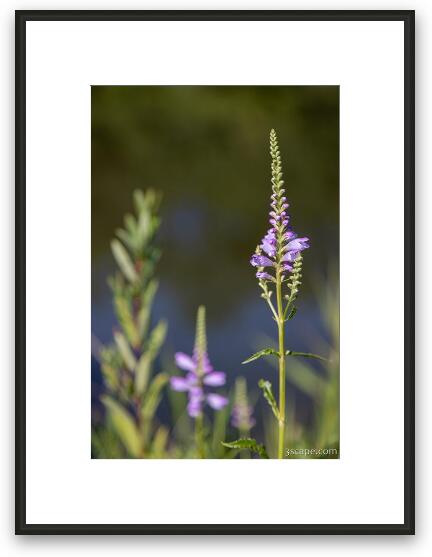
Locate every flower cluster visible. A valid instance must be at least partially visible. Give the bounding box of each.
[250,129,309,281]
[170,306,228,418]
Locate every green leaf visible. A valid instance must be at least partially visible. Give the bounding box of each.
[141,373,169,445]
[114,294,139,348]
[124,213,137,236]
[151,425,169,458]
[135,353,152,395]
[141,373,169,422]
[133,189,147,213]
[114,331,136,371]
[137,280,158,340]
[136,210,151,247]
[222,438,269,459]
[115,228,135,252]
[135,320,167,394]
[111,239,138,283]
[101,362,119,391]
[285,350,328,362]
[242,348,279,364]
[287,306,297,320]
[258,379,280,420]
[101,395,142,457]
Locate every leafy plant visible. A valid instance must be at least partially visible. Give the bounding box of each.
[224,129,324,459]
[94,189,168,458]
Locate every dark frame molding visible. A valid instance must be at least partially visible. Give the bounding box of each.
[15,9,415,535]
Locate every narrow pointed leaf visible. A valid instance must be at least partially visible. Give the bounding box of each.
[114,294,139,348]
[286,350,328,362]
[102,395,142,457]
[222,438,269,459]
[258,379,280,420]
[137,280,158,340]
[114,331,136,371]
[115,228,135,252]
[141,373,169,445]
[242,348,279,364]
[287,307,297,320]
[135,320,167,394]
[141,373,169,422]
[111,239,138,283]
[151,425,169,458]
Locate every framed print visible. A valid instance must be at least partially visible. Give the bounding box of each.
[15,10,415,534]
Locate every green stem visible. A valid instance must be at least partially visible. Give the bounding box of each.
[195,413,205,459]
[276,269,286,459]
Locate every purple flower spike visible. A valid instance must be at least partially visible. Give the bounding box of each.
[170,306,228,419]
[250,130,309,282]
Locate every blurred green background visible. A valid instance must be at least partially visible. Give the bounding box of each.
[92,85,339,443]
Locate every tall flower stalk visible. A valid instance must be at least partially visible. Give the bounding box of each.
[249,130,309,458]
[224,130,323,459]
[170,306,228,458]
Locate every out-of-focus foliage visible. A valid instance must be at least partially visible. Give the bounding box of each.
[92,189,169,458]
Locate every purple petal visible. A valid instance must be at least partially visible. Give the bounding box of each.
[256,271,274,281]
[261,239,276,257]
[286,237,310,252]
[266,228,276,238]
[203,371,226,387]
[189,385,204,397]
[175,352,196,372]
[284,230,297,241]
[282,262,293,272]
[206,393,229,410]
[250,254,274,268]
[187,387,204,417]
[187,398,202,418]
[170,376,191,392]
[282,251,298,263]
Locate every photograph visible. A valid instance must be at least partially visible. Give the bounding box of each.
[91,85,340,460]
[15,8,414,535]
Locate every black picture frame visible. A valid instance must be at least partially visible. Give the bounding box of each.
[15,9,415,535]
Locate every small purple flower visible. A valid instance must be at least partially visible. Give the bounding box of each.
[170,307,228,418]
[256,271,275,281]
[250,254,274,268]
